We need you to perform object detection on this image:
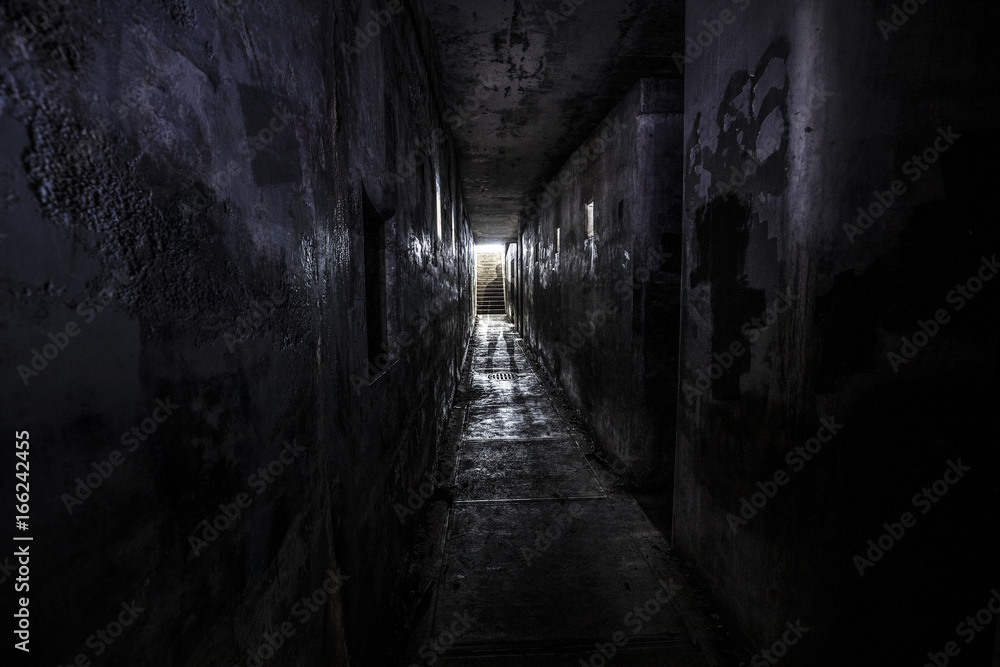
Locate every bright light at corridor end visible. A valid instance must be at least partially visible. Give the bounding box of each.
[476,244,505,254]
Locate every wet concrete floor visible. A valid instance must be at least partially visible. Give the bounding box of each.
[402,316,728,667]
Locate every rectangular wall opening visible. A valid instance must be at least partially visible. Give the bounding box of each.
[435,169,443,242]
[363,189,388,368]
[475,244,505,315]
[586,201,595,239]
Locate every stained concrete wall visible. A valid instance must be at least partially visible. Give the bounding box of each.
[0,0,473,665]
[517,78,683,490]
[674,0,1000,663]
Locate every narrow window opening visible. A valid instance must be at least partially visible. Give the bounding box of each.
[450,166,458,255]
[363,190,388,368]
[450,200,456,255]
[556,227,561,254]
[435,170,443,242]
[586,201,595,239]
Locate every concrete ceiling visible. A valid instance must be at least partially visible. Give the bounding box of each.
[420,0,685,243]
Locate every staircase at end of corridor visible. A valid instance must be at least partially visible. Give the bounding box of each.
[476,252,505,315]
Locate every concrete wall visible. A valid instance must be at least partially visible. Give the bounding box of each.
[674,0,1000,663]
[0,0,474,665]
[517,78,683,490]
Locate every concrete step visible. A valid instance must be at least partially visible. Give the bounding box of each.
[476,252,504,319]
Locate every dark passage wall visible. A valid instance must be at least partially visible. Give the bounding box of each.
[674,0,1000,664]
[0,0,473,665]
[517,78,683,490]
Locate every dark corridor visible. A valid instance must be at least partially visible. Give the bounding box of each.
[1,1,999,667]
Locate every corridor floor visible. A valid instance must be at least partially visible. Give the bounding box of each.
[403,316,729,667]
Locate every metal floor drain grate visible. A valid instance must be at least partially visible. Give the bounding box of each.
[487,373,518,380]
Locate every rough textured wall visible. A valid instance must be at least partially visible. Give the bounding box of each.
[518,78,683,489]
[332,0,476,661]
[674,0,1000,663]
[0,0,473,665]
